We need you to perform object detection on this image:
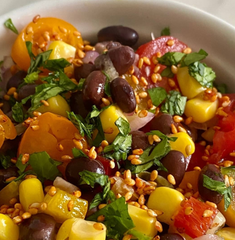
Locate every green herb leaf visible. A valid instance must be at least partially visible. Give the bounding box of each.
[102,71,111,97]
[148,87,167,107]
[188,62,216,88]
[158,52,185,66]
[115,117,130,136]
[214,83,228,94]
[203,174,232,211]
[161,27,170,36]
[72,148,88,158]
[28,152,61,182]
[79,170,109,188]
[77,78,86,91]
[24,71,40,84]
[87,197,134,240]
[16,155,28,174]
[161,90,187,116]
[4,18,18,34]
[127,229,153,240]
[42,58,71,72]
[181,49,208,66]
[0,154,12,169]
[160,66,174,78]
[12,102,26,123]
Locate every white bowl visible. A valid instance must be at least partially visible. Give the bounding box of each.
[0,0,234,90]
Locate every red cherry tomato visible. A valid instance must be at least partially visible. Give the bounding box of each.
[96,155,118,176]
[174,197,218,238]
[135,36,188,90]
[208,94,235,163]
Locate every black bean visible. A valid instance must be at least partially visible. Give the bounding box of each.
[160,233,184,240]
[74,63,96,81]
[110,77,136,113]
[7,71,26,90]
[98,26,139,46]
[158,150,186,186]
[19,213,56,240]
[108,46,135,75]
[198,164,224,204]
[150,113,174,135]
[18,84,38,101]
[82,70,106,109]
[70,91,90,119]
[0,167,19,190]
[131,131,149,150]
[65,157,105,191]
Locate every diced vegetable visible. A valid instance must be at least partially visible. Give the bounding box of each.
[0,180,20,206]
[169,132,195,157]
[0,109,17,140]
[99,105,127,143]
[147,187,184,225]
[35,95,71,117]
[207,211,225,235]
[179,170,200,192]
[128,204,157,237]
[69,218,106,240]
[56,218,77,240]
[216,227,235,240]
[48,41,76,60]
[19,178,44,211]
[201,127,215,142]
[174,197,218,238]
[184,96,218,123]
[177,67,205,99]
[0,214,19,240]
[43,188,88,223]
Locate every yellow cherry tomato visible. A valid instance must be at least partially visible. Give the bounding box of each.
[0,214,19,240]
[11,17,83,71]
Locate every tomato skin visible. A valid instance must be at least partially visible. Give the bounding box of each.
[187,143,207,171]
[174,197,218,238]
[11,17,83,71]
[135,36,188,90]
[96,155,118,176]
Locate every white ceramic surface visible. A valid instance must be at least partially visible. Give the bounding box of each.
[0,0,235,90]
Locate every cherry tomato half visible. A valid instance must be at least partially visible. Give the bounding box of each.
[11,17,83,71]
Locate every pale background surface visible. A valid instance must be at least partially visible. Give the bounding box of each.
[0,0,235,27]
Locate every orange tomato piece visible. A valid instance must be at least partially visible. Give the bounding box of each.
[0,110,17,140]
[18,112,87,163]
[11,17,83,71]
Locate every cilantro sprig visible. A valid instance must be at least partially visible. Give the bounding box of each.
[203,174,232,211]
[4,18,18,34]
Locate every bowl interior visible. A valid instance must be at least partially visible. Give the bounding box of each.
[0,0,234,90]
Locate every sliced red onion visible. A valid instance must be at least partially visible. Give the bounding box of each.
[83,51,99,64]
[53,176,79,194]
[0,56,14,96]
[124,111,155,131]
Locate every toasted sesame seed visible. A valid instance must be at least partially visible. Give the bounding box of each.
[229,176,235,186]
[167,39,175,46]
[150,170,158,181]
[73,139,83,150]
[152,56,158,65]
[9,198,18,206]
[185,116,193,125]
[135,178,144,188]
[171,124,178,134]
[132,149,144,155]
[199,141,206,146]
[125,191,133,201]
[202,156,209,161]
[48,186,57,197]
[194,166,201,171]
[7,87,17,96]
[171,65,178,74]
[185,207,193,215]
[109,160,115,169]
[173,115,183,123]
[185,144,192,156]
[31,125,40,131]
[203,209,213,218]
[148,135,154,145]
[153,135,161,143]
[3,94,10,101]
[138,58,144,69]
[153,65,161,73]
[24,174,37,180]
[40,100,49,107]
[138,194,145,205]
[22,212,31,219]
[73,190,82,198]
[14,203,23,210]
[206,201,217,209]
[140,76,148,86]
[104,127,113,134]
[88,146,97,160]
[168,78,176,88]
[138,109,148,118]
[131,158,142,165]
[167,174,176,185]
[139,91,148,98]
[101,97,110,106]
[123,234,132,240]
[97,214,105,222]
[184,192,193,198]
[26,26,33,34]
[67,200,74,211]
[131,75,139,85]
[28,208,38,215]
[73,30,81,36]
[40,202,48,211]
[32,14,40,23]
[13,216,22,224]
[22,153,29,165]
[143,57,151,65]
[61,155,72,161]
[151,73,158,83]
[115,171,121,177]
[155,220,163,232]
[128,155,139,161]
[183,47,192,54]
[147,209,158,217]
[78,49,85,59]
[93,222,105,231]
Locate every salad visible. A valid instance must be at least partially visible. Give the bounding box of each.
[0,14,234,240]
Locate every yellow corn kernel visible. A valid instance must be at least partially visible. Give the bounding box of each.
[56,218,77,240]
[44,188,88,223]
[0,214,19,240]
[69,218,106,240]
[168,132,195,157]
[36,95,71,118]
[201,127,215,142]
[48,41,76,60]
[216,227,235,240]
[128,204,157,237]
[99,105,127,143]
[184,96,219,123]
[147,187,184,225]
[177,67,206,99]
[0,180,20,206]
[19,178,44,211]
